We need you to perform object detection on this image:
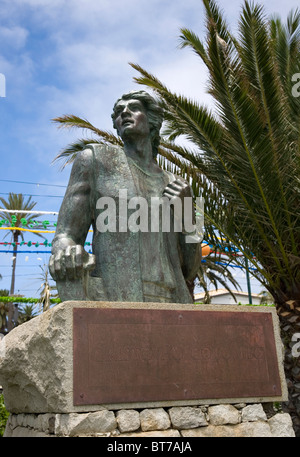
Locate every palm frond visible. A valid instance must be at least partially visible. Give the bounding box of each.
[52,122,123,169]
[53,138,100,169]
[179,28,209,66]
[196,251,242,303]
[203,0,232,44]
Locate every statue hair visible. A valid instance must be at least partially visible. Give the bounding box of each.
[111,90,163,159]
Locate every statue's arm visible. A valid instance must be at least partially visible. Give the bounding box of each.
[49,149,95,280]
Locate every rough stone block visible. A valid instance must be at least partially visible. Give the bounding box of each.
[16,413,25,427]
[182,421,272,437]
[55,411,117,436]
[23,414,35,429]
[169,406,208,429]
[268,413,295,437]
[116,409,140,433]
[140,408,170,431]
[0,303,73,413]
[9,426,49,437]
[208,404,240,425]
[35,414,55,434]
[241,404,267,422]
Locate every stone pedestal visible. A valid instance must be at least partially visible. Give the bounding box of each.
[0,301,293,437]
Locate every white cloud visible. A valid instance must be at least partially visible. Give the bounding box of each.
[151,51,214,108]
[52,42,138,86]
[0,25,28,50]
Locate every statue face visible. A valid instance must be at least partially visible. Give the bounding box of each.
[113,98,150,140]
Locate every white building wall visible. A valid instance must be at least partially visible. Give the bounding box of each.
[194,290,262,305]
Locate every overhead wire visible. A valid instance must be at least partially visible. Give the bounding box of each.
[0,178,67,188]
[0,193,64,198]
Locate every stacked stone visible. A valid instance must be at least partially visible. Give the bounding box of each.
[3,403,295,437]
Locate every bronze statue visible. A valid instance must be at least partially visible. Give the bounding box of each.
[49,91,202,303]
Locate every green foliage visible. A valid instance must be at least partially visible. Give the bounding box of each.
[0,297,61,330]
[0,394,9,437]
[0,296,61,304]
[18,303,39,324]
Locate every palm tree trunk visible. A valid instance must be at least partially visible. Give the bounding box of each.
[277,301,300,437]
[8,231,19,332]
[9,231,18,296]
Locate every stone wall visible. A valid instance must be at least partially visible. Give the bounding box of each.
[3,403,295,437]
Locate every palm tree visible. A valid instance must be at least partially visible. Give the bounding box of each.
[17,304,38,324]
[126,0,300,434]
[0,302,8,334]
[0,290,9,297]
[0,193,39,295]
[53,0,300,434]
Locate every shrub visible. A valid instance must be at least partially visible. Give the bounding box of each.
[0,394,9,437]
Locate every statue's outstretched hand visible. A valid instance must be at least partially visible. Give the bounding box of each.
[49,245,95,281]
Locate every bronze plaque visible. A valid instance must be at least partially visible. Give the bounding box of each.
[73,308,282,405]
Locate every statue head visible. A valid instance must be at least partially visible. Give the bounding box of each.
[111,90,163,158]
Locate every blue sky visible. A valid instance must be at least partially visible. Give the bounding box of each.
[0,0,299,299]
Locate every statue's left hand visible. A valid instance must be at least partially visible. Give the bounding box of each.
[163,177,197,236]
[162,177,193,202]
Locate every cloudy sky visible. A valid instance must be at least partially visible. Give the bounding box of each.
[0,0,298,299]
